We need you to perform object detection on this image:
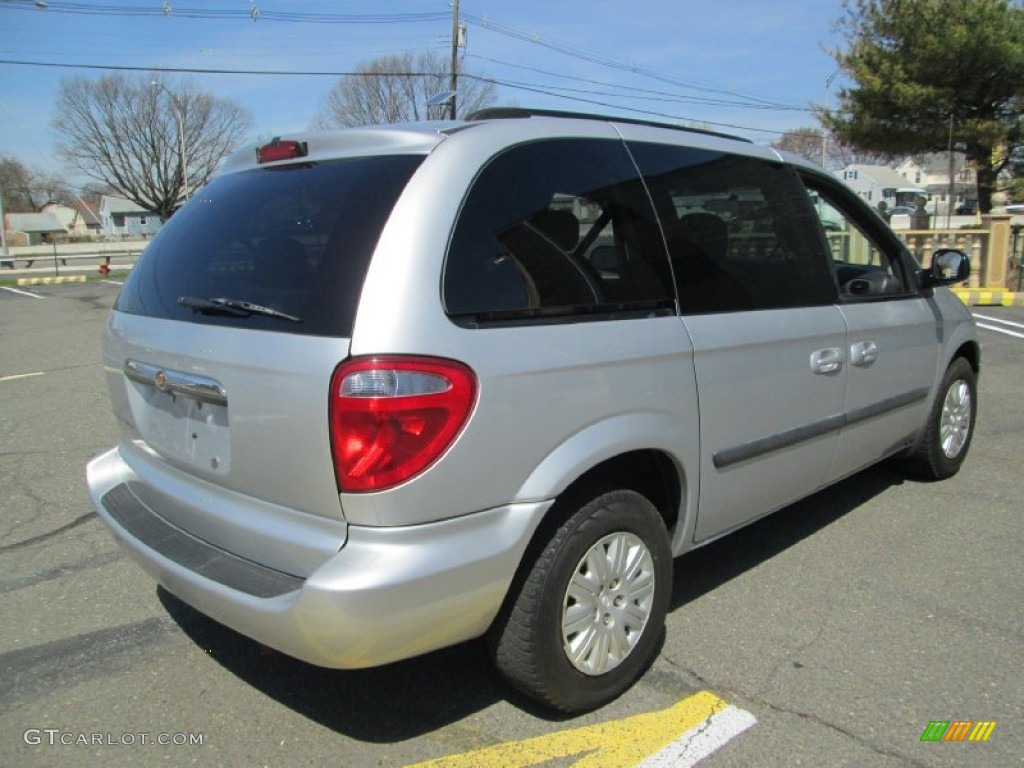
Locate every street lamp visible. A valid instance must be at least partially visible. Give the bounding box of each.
[150,81,190,204]
[822,70,839,169]
[426,90,456,121]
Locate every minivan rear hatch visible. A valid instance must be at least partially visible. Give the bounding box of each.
[104,152,426,540]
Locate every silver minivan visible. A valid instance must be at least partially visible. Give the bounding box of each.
[87,109,979,712]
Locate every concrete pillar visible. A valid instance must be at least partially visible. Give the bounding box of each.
[910,195,930,230]
[982,192,1011,288]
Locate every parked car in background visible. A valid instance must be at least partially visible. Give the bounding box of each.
[87,109,980,712]
[887,205,916,216]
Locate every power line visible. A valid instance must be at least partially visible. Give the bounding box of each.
[1,2,449,24]
[468,55,811,113]
[0,1,809,111]
[485,79,786,135]
[460,11,805,110]
[0,58,392,77]
[0,58,789,136]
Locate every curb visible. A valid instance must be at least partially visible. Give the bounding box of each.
[2,265,133,279]
[951,288,1024,307]
[16,275,88,286]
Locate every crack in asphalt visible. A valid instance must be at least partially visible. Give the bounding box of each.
[671,702,722,763]
[0,550,124,593]
[658,656,930,768]
[0,511,97,553]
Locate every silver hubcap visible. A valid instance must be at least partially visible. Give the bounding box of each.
[939,379,972,459]
[561,532,656,676]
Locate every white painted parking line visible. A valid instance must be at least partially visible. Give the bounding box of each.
[974,313,1024,331]
[1,285,44,299]
[0,372,45,383]
[101,279,124,286]
[976,323,1024,340]
[638,705,758,768]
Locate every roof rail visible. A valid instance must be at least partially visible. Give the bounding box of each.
[467,107,752,144]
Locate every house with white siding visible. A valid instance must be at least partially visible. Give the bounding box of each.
[833,164,927,210]
[835,153,978,215]
[894,153,976,214]
[41,201,103,239]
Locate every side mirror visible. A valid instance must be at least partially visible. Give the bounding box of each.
[922,248,970,288]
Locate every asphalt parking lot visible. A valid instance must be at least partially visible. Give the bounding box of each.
[1,280,1022,767]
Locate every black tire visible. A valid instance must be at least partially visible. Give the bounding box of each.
[488,489,672,713]
[905,357,977,479]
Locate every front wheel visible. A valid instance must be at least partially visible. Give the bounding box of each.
[489,489,672,712]
[905,357,977,479]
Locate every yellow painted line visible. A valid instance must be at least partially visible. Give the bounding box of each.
[406,690,749,768]
[15,275,87,286]
[952,290,1024,307]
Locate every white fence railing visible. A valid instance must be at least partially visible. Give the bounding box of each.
[1,241,146,276]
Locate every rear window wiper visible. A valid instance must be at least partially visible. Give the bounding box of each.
[178,296,302,323]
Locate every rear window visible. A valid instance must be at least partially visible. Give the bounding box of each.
[115,155,424,337]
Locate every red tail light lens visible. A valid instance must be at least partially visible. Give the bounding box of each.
[329,356,477,492]
[257,138,308,164]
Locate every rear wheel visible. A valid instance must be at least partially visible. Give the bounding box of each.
[905,357,977,479]
[489,489,672,712]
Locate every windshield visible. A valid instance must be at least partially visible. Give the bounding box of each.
[115,154,424,337]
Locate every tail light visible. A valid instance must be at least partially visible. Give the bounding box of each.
[329,356,477,492]
[257,138,308,164]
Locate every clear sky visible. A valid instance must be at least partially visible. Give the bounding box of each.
[0,0,850,187]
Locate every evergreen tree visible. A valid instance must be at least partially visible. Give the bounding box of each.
[824,0,1024,212]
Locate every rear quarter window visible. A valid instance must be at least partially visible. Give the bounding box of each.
[115,155,424,337]
[443,138,675,325]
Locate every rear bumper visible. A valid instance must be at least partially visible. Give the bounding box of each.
[86,448,551,669]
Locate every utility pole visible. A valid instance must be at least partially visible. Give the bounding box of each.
[449,0,459,120]
[946,114,955,228]
[151,81,190,205]
[0,186,10,268]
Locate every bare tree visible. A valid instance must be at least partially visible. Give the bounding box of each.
[313,51,496,129]
[772,126,895,169]
[53,75,252,220]
[772,127,827,165]
[78,181,118,210]
[0,155,73,211]
[828,141,896,169]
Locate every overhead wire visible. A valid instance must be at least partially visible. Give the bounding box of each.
[460,11,805,110]
[467,55,811,112]
[0,58,791,136]
[1,1,809,112]
[1,2,450,24]
[0,2,814,139]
